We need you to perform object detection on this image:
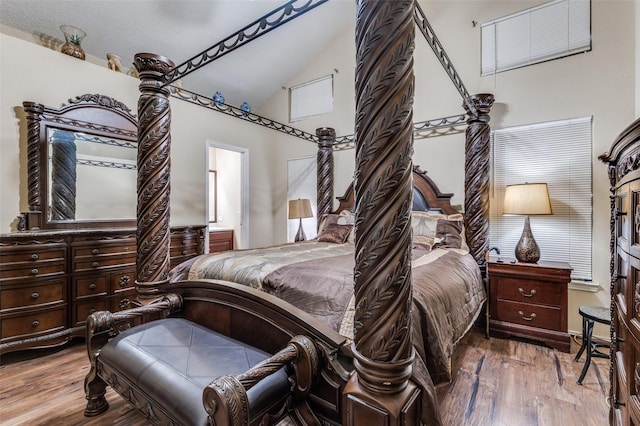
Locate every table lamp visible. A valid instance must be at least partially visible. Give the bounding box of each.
[503,183,552,263]
[288,198,313,242]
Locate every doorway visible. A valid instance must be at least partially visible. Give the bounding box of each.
[206,142,249,249]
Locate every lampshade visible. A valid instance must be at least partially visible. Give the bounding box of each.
[503,183,552,216]
[288,199,313,219]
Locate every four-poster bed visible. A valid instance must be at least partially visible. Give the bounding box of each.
[83,1,494,425]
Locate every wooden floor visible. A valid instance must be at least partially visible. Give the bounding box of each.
[0,329,609,425]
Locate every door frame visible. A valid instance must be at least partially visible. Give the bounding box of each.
[206,141,249,249]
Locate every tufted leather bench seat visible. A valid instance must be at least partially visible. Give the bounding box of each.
[98,318,291,425]
[84,286,339,425]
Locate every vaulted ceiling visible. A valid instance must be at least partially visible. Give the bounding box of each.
[0,0,355,109]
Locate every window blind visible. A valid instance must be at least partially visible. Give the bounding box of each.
[481,0,591,75]
[489,116,593,281]
[287,156,317,241]
[289,75,333,122]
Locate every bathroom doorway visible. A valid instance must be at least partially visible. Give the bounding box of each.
[206,142,249,249]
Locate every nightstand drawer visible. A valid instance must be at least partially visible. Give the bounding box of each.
[494,300,561,331]
[494,277,561,306]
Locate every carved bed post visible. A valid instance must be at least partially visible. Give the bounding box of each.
[463,94,494,266]
[316,127,335,229]
[344,1,422,424]
[133,53,175,300]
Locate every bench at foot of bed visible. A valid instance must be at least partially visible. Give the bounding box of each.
[83,290,326,425]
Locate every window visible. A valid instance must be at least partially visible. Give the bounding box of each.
[489,116,593,282]
[481,0,591,75]
[289,75,333,122]
[287,156,317,241]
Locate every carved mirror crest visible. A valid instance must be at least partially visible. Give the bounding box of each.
[20,94,138,230]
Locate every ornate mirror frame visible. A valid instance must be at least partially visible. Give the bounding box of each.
[19,94,138,230]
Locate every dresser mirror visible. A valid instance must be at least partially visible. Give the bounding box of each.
[20,94,138,230]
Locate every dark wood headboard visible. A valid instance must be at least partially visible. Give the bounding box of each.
[332,165,459,215]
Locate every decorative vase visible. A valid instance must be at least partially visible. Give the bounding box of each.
[213,91,225,107]
[60,25,86,60]
[514,216,541,263]
[240,101,251,116]
[106,53,122,72]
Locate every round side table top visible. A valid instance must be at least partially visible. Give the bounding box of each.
[578,305,611,324]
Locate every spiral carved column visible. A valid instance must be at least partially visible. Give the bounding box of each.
[343,1,420,424]
[21,102,45,229]
[134,53,175,300]
[463,94,494,266]
[50,132,77,221]
[316,127,335,228]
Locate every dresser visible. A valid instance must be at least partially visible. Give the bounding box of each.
[0,225,205,354]
[600,117,640,425]
[209,229,234,253]
[488,258,572,353]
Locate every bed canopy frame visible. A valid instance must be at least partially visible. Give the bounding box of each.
[131,0,493,422]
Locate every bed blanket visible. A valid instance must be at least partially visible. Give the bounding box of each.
[262,247,485,384]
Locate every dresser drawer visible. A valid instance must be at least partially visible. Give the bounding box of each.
[1,307,66,339]
[74,299,109,326]
[0,259,66,280]
[1,280,65,310]
[74,275,108,298]
[111,270,136,293]
[493,277,561,306]
[170,245,199,258]
[73,254,136,272]
[493,300,561,331]
[172,236,199,248]
[72,241,136,258]
[0,245,66,263]
[109,290,136,312]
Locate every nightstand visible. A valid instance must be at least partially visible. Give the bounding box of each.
[488,258,572,353]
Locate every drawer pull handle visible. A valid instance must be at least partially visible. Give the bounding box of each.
[31,292,40,299]
[88,283,97,290]
[30,253,39,260]
[518,311,536,321]
[518,288,536,298]
[30,268,39,275]
[119,276,131,287]
[92,261,99,268]
[92,248,99,255]
[31,320,40,328]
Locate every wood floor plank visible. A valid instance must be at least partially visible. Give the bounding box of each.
[1,329,609,425]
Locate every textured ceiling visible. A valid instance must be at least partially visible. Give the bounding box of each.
[0,0,355,108]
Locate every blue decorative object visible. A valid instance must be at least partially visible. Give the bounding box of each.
[213,91,224,107]
[240,101,251,115]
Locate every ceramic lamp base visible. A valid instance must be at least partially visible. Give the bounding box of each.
[295,219,306,242]
[515,216,540,263]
